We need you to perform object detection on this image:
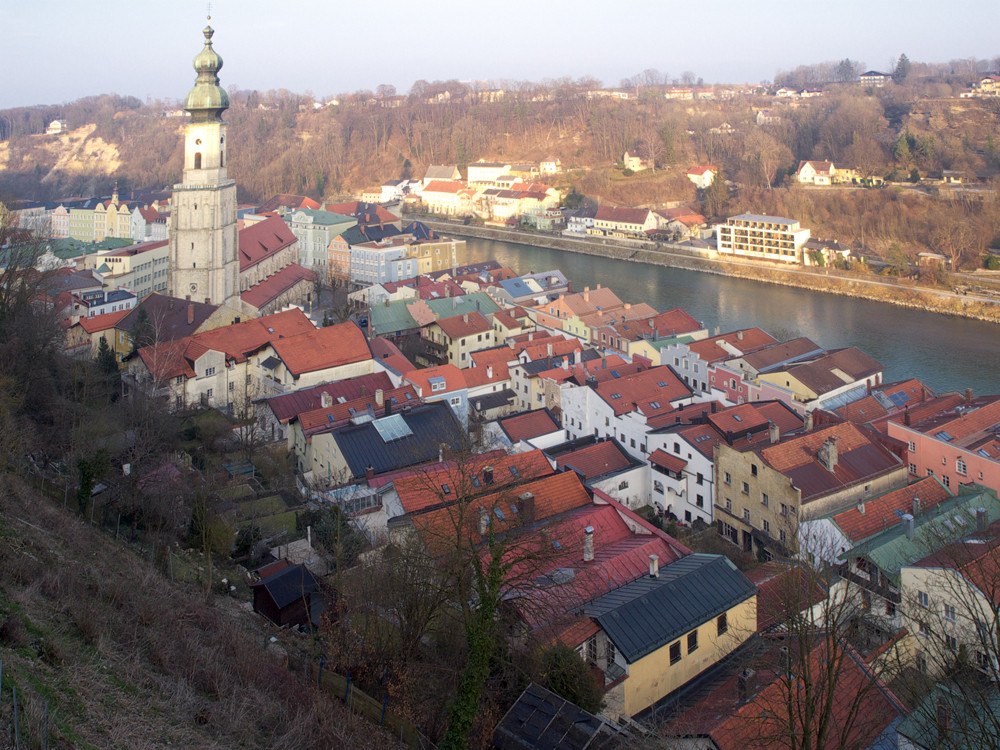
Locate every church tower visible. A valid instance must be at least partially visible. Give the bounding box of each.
[168,20,240,309]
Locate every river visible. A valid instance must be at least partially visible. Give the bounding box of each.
[461,236,1000,396]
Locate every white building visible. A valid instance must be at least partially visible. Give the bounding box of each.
[715,214,811,263]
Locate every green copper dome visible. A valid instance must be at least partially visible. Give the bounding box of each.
[183,22,230,122]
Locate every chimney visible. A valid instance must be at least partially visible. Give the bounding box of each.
[936,698,951,735]
[518,491,535,522]
[904,406,911,426]
[169,299,175,309]
[463,313,469,324]
[965,388,974,405]
[562,357,569,371]
[375,388,384,407]
[365,464,375,480]
[320,391,333,408]
[714,326,720,336]
[737,668,757,703]
[584,290,590,303]
[483,465,494,485]
[977,507,988,533]
[583,526,594,562]
[804,411,814,432]
[385,399,392,416]
[912,495,921,518]
[769,422,780,444]
[858,500,866,516]
[187,303,194,325]
[487,365,494,378]
[624,303,631,311]
[649,554,659,578]
[478,507,490,536]
[307,525,312,549]
[737,330,744,340]
[547,343,553,358]
[902,512,915,539]
[819,438,839,471]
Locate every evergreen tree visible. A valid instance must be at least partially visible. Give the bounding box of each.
[704,169,729,219]
[893,53,912,84]
[95,336,118,376]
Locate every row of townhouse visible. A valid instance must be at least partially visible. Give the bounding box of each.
[12,190,172,243]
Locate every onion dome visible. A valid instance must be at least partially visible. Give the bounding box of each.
[183,20,230,122]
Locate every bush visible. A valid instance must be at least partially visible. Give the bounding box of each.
[540,645,603,713]
[622,168,635,177]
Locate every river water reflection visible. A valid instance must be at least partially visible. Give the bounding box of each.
[462,236,1000,395]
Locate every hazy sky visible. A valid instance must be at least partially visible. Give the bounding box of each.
[2,0,997,109]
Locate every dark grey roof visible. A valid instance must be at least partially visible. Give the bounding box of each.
[585,554,755,663]
[331,402,465,478]
[470,388,516,412]
[492,683,625,750]
[254,564,319,609]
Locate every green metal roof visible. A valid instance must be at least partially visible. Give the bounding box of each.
[859,484,1000,585]
[370,299,418,337]
[369,291,499,338]
[291,208,355,227]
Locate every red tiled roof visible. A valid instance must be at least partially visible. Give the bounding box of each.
[412,470,592,556]
[433,311,492,339]
[404,364,467,395]
[745,562,829,631]
[421,180,467,194]
[137,308,315,381]
[492,309,522,330]
[370,336,415,374]
[687,328,778,363]
[323,201,400,225]
[462,362,509,388]
[238,215,298,271]
[500,409,561,442]
[271,321,371,377]
[556,441,633,480]
[264,372,395,423]
[649,449,687,473]
[469,347,517,368]
[298,386,420,435]
[240,263,317,310]
[78,309,130,333]
[759,422,903,504]
[595,206,649,225]
[909,396,1000,449]
[686,165,717,176]
[782,347,884,396]
[832,476,953,542]
[396,450,554,515]
[257,194,320,213]
[595,366,691,416]
[518,337,582,363]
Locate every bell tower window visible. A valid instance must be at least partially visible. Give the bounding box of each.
[194,152,202,169]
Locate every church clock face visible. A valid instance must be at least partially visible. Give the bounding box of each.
[190,283,198,293]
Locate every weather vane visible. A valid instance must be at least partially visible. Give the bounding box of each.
[207,2,212,22]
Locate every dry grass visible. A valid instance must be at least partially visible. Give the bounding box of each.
[0,475,404,749]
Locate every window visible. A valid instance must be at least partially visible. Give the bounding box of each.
[673,442,680,453]
[919,619,931,637]
[717,613,728,635]
[724,472,732,485]
[751,464,758,477]
[945,634,958,652]
[977,651,991,672]
[909,463,917,475]
[957,458,967,476]
[618,480,629,490]
[886,600,895,617]
[779,529,787,544]
[450,396,461,406]
[944,603,956,622]
[725,498,732,512]
[204,366,216,377]
[228,381,234,392]
[687,629,699,653]
[696,473,704,485]
[763,519,770,534]
[742,482,750,495]
[762,492,769,507]
[943,475,950,488]
[654,480,664,494]
[743,508,750,523]
[606,640,616,665]
[586,636,597,662]
[780,503,788,517]
[669,641,681,665]
[630,438,636,448]
[205,388,213,400]
[175,375,184,385]
[908,441,916,451]
[916,651,927,673]
[696,494,704,508]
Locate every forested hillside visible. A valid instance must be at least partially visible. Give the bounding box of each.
[2,66,1000,265]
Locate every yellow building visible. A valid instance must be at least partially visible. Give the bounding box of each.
[586,553,757,717]
[421,311,495,367]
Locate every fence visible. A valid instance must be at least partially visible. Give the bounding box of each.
[316,662,434,749]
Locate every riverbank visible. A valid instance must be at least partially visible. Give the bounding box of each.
[416,218,1000,324]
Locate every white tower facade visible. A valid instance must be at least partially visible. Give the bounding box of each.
[168,22,240,309]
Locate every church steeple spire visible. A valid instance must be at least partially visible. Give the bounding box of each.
[183,18,229,123]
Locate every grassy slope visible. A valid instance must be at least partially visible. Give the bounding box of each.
[0,475,403,750]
